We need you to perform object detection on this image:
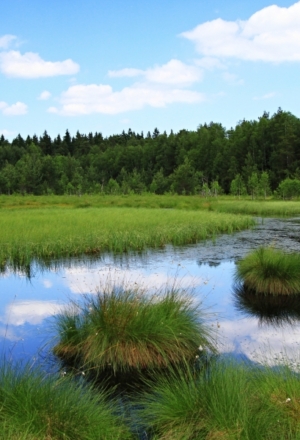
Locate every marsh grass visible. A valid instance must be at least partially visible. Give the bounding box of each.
[209,199,300,217]
[53,287,215,380]
[137,359,300,440]
[0,364,133,440]
[0,206,254,271]
[235,247,300,295]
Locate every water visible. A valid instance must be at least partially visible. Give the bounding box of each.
[1,216,300,370]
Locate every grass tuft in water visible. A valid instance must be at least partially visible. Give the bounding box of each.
[136,359,300,440]
[0,364,133,439]
[235,247,300,295]
[53,287,215,379]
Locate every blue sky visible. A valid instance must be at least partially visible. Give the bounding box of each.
[0,0,299,139]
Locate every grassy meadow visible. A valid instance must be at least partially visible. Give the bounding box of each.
[0,195,257,270]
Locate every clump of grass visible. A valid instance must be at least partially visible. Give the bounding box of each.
[53,287,215,378]
[0,364,133,440]
[136,359,299,440]
[235,247,300,295]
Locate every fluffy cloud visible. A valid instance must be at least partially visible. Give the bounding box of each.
[1,300,66,326]
[0,34,17,49]
[181,1,300,62]
[253,92,276,100]
[48,82,204,116]
[0,50,80,78]
[38,90,51,100]
[0,101,28,116]
[109,59,203,86]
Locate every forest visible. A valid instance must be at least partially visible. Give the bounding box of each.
[1,107,300,198]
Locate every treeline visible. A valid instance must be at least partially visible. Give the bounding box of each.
[1,107,300,197]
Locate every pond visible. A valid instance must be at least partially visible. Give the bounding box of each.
[1,216,300,371]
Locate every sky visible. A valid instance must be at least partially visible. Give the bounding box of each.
[0,0,299,140]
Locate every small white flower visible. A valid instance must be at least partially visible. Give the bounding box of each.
[195,355,199,359]
[198,345,203,352]
[286,398,291,403]
[81,371,85,376]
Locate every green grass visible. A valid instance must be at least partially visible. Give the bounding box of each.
[53,287,215,378]
[0,364,133,440]
[136,359,300,440]
[235,247,300,295]
[0,194,299,216]
[209,198,300,217]
[0,205,254,271]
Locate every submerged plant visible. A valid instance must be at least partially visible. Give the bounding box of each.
[235,247,300,295]
[53,287,215,378]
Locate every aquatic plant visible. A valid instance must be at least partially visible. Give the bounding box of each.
[235,247,300,295]
[0,364,133,440]
[53,287,214,378]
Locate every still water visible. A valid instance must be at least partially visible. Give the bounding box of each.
[1,217,300,370]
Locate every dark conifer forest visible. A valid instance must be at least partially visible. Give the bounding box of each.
[1,108,300,198]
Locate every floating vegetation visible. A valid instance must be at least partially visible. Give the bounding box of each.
[53,286,215,382]
[235,247,300,295]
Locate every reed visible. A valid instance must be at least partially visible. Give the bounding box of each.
[53,287,215,378]
[0,364,133,439]
[0,206,254,271]
[235,247,300,295]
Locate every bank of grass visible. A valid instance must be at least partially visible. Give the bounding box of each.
[0,365,132,440]
[0,194,300,216]
[0,206,254,270]
[209,198,300,217]
[137,359,300,440]
[235,247,300,295]
[53,287,214,378]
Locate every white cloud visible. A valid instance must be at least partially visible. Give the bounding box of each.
[109,67,143,78]
[109,59,203,86]
[218,316,300,367]
[253,92,276,100]
[38,90,51,100]
[0,51,80,78]
[0,129,14,137]
[63,265,203,295]
[0,35,17,49]
[42,279,53,288]
[194,57,226,70]
[0,101,28,116]
[48,82,204,116]
[222,72,244,85]
[181,1,300,62]
[1,300,66,326]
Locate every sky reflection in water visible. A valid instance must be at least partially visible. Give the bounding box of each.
[1,217,300,369]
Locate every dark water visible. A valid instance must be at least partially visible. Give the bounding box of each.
[1,217,300,370]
